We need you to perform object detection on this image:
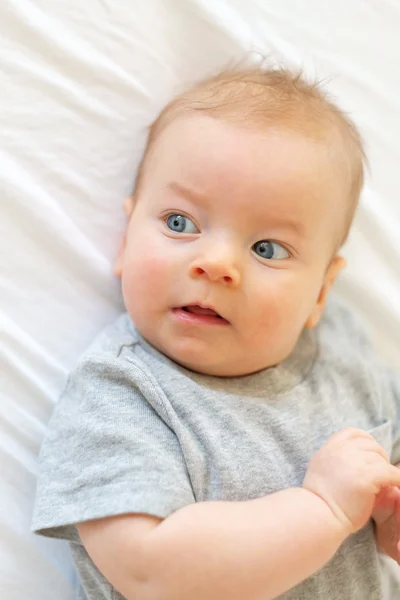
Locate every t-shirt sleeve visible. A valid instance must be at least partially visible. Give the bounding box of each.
[31,353,196,543]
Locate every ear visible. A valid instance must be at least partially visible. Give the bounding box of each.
[305,255,347,329]
[114,197,135,278]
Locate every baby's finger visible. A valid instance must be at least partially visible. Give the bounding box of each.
[373,464,400,488]
[372,487,397,525]
[331,427,377,443]
[354,437,390,462]
[331,428,390,462]
[394,487,400,519]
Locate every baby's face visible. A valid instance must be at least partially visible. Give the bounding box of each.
[116,115,347,376]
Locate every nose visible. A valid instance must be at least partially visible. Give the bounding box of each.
[188,242,241,287]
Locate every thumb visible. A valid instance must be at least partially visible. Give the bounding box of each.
[372,486,398,525]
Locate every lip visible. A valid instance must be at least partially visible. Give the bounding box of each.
[171,304,230,326]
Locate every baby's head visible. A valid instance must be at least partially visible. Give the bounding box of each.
[115,66,366,377]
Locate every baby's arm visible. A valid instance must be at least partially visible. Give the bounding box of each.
[78,428,400,600]
[79,488,346,600]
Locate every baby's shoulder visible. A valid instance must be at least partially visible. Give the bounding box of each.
[314,295,384,391]
[315,296,397,416]
[319,295,375,356]
[64,312,147,392]
[79,312,140,363]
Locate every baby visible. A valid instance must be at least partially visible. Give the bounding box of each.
[32,66,400,600]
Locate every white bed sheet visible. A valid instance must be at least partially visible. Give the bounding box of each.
[1,1,399,598]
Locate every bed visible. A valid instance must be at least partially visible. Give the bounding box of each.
[1,1,400,598]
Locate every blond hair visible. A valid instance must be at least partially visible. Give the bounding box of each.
[135,66,367,246]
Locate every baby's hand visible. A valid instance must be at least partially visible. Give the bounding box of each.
[372,484,400,564]
[302,428,400,535]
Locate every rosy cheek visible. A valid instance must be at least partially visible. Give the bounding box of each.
[250,283,291,335]
[140,253,172,286]
[122,251,171,308]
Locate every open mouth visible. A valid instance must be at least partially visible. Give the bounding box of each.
[182,305,223,318]
[173,305,229,325]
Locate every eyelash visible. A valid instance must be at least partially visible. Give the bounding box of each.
[163,211,200,232]
[162,212,293,259]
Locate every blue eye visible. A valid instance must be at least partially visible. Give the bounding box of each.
[166,214,198,234]
[252,240,289,261]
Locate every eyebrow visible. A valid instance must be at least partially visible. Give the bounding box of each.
[167,180,305,237]
[167,181,209,205]
[266,216,305,237]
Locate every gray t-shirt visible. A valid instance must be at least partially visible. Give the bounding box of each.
[32,297,400,599]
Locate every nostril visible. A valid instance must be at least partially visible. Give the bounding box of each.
[190,264,238,284]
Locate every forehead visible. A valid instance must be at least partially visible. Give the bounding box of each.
[143,114,347,241]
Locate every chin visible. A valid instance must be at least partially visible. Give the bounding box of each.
[166,350,253,377]
[174,358,231,377]
[162,337,274,376]
[166,346,217,374]
[159,339,220,374]
[175,348,288,377]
